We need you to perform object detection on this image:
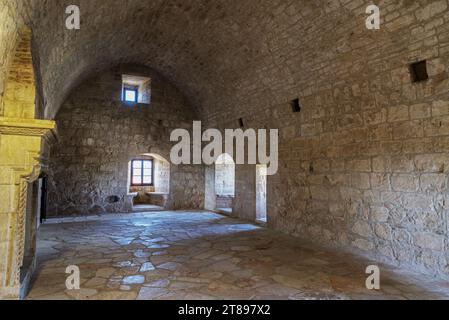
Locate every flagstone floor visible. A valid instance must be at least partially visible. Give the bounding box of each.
[27,211,449,300]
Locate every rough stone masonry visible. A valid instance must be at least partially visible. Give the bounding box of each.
[47,65,204,216]
[1,0,449,289]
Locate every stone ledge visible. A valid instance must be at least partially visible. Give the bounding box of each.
[145,192,169,196]
[0,117,55,136]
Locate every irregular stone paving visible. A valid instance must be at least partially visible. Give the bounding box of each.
[27,211,449,300]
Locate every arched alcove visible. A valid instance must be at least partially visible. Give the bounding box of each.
[214,153,235,214]
[127,153,170,211]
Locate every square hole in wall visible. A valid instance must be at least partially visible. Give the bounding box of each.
[291,98,301,113]
[410,60,428,83]
[122,74,151,104]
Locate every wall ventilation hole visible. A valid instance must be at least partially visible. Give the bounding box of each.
[410,60,428,83]
[291,98,301,113]
[309,164,314,174]
[106,195,120,204]
[238,118,244,128]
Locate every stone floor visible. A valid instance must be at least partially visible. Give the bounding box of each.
[27,211,449,300]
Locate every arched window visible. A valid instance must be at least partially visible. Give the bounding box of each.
[215,153,235,197]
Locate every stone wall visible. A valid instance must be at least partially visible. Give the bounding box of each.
[154,159,170,194]
[0,0,25,114]
[47,65,203,216]
[210,2,449,278]
[2,0,449,283]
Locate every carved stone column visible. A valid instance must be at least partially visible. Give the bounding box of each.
[0,117,55,299]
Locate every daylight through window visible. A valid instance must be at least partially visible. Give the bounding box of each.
[131,159,154,186]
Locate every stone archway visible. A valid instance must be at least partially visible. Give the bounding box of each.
[215,153,235,197]
[0,27,55,299]
[127,153,171,211]
[204,153,236,214]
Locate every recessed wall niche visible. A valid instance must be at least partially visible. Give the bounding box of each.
[291,98,301,113]
[122,74,151,104]
[410,60,429,83]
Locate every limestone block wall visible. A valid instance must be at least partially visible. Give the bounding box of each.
[2,0,449,282]
[154,159,170,194]
[208,2,449,278]
[233,164,257,222]
[169,164,205,210]
[0,0,25,114]
[47,65,203,216]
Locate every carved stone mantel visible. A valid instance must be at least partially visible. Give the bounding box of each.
[0,117,55,137]
[0,116,55,300]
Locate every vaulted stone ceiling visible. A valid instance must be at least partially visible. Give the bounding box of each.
[3,0,438,125]
[9,0,273,119]
[4,0,375,122]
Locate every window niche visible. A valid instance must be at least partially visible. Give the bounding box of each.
[291,98,301,113]
[410,60,428,83]
[122,74,151,104]
[127,154,171,210]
